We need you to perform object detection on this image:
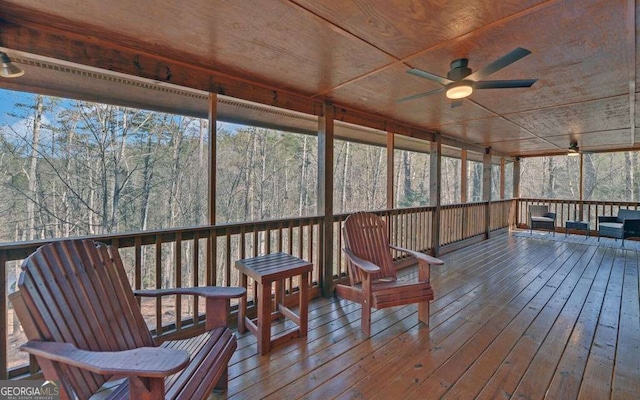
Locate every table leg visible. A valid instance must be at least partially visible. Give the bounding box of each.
[299,271,309,337]
[257,282,272,355]
[238,273,248,334]
[275,280,285,319]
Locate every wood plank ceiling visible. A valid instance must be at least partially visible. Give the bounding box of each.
[0,0,637,157]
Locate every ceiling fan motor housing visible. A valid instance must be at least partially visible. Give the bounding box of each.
[447,58,472,81]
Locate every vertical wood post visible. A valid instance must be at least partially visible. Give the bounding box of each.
[500,158,506,200]
[513,158,521,227]
[207,94,217,286]
[387,132,395,209]
[513,158,521,199]
[208,93,217,225]
[430,134,442,256]
[318,102,335,297]
[460,149,468,203]
[579,153,584,220]
[483,148,492,238]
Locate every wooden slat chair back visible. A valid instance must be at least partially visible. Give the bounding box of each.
[343,212,395,285]
[11,239,245,400]
[17,240,152,398]
[337,212,444,336]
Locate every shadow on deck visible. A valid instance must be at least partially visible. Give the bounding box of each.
[216,232,639,399]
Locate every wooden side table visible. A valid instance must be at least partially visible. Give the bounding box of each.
[565,220,590,237]
[235,252,313,355]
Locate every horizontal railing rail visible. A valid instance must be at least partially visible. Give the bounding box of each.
[2,200,517,379]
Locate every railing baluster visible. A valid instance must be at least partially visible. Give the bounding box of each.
[155,234,162,335]
[225,232,232,287]
[192,231,199,326]
[135,237,142,306]
[175,232,182,331]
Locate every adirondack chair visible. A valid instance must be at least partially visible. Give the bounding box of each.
[9,239,246,400]
[335,212,444,336]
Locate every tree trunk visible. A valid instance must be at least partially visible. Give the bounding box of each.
[298,136,308,216]
[341,142,350,213]
[625,152,633,201]
[545,157,555,198]
[472,162,482,202]
[26,95,44,240]
[634,152,640,201]
[583,154,596,200]
[140,136,154,230]
[402,151,412,204]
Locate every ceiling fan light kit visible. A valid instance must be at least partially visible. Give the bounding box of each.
[445,81,473,99]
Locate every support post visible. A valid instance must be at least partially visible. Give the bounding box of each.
[208,93,217,225]
[579,153,584,220]
[500,158,506,200]
[513,158,521,199]
[387,132,395,209]
[430,134,442,256]
[318,102,334,297]
[460,149,468,203]
[207,93,217,286]
[483,148,492,238]
[513,158,521,227]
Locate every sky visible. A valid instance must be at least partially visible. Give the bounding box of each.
[0,88,34,117]
[0,87,245,135]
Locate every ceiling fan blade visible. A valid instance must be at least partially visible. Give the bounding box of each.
[451,100,464,109]
[466,47,532,81]
[474,79,538,89]
[407,69,452,86]
[395,87,445,103]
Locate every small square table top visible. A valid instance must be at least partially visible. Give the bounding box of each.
[235,252,312,284]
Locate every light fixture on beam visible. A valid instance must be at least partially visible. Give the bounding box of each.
[567,140,580,157]
[0,52,25,78]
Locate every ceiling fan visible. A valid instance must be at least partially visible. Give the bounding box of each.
[396,47,537,107]
[567,140,581,156]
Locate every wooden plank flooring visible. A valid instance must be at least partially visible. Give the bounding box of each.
[213,233,640,399]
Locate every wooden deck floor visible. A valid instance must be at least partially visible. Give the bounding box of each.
[215,232,640,399]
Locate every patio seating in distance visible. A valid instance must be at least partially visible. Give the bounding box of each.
[598,208,640,247]
[10,239,246,400]
[529,205,556,235]
[336,212,443,336]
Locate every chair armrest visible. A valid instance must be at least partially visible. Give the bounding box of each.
[135,287,245,330]
[342,248,381,274]
[21,341,188,378]
[135,286,246,299]
[623,219,640,230]
[388,244,444,265]
[599,216,618,223]
[544,213,556,220]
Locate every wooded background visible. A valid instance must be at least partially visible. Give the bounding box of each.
[2,92,639,245]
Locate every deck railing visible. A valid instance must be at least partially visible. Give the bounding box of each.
[1,201,516,379]
[516,198,640,232]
